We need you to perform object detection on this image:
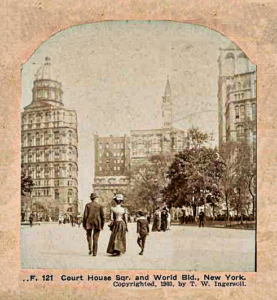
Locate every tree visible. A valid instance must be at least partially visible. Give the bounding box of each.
[162,128,221,217]
[21,165,34,196]
[219,141,256,222]
[123,154,173,212]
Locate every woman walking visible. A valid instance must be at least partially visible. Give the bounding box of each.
[151,207,161,232]
[107,194,128,256]
[161,209,168,232]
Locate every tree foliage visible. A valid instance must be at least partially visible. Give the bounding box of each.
[219,140,256,218]
[21,166,34,196]
[162,128,221,213]
[123,154,173,212]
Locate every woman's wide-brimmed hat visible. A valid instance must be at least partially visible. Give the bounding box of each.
[114,193,124,201]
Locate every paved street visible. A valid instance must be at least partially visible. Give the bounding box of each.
[21,223,255,271]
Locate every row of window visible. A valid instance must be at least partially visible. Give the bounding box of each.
[94,178,128,184]
[98,166,122,171]
[22,112,73,123]
[99,151,124,158]
[36,89,59,100]
[34,179,74,187]
[32,188,75,196]
[98,142,124,150]
[235,103,256,121]
[22,122,74,129]
[99,159,124,164]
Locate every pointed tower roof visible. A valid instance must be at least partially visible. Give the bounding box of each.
[164,76,171,97]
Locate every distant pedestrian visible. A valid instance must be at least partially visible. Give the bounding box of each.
[71,216,75,227]
[137,211,149,255]
[161,209,168,232]
[199,209,205,228]
[29,214,33,227]
[152,207,161,232]
[58,215,63,225]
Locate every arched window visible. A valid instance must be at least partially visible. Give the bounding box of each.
[236,125,244,141]
[237,52,248,73]
[240,105,245,121]
[253,131,257,153]
[235,105,239,120]
[224,52,235,74]
[252,103,256,120]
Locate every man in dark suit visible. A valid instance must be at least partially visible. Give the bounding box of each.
[137,211,149,255]
[199,209,205,228]
[83,193,105,256]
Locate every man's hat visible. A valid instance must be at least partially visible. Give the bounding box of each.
[138,211,145,216]
[90,193,98,199]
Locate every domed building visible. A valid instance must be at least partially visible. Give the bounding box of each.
[21,57,79,222]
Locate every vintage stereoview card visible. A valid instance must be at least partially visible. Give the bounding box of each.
[20,21,256,272]
[1,1,276,300]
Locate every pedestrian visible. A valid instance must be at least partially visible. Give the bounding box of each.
[29,214,33,227]
[163,204,171,231]
[83,193,105,256]
[107,194,128,256]
[161,209,168,232]
[152,207,161,232]
[199,209,205,228]
[71,215,75,227]
[58,215,63,225]
[137,211,149,255]
[147,214,151,224]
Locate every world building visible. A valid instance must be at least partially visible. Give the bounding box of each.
[21,57,79,221]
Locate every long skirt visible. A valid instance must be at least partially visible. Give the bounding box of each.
[152,217,160,232]
[107,220,127,254]
[161,217,167,232]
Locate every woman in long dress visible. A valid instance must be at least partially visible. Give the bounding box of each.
[151,207,161,232]
[161,209,168,232]
[107,194,128,256]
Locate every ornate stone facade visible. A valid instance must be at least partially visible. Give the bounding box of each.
[218,43,257,149]
[21,57,79,221]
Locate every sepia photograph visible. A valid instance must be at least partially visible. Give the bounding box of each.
[20,21,256,271]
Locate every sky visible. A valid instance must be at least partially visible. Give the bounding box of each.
[21,21,235,204]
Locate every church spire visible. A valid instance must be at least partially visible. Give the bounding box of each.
[164,75,171,98]
[162,76,173,129]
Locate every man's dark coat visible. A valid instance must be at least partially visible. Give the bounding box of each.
[83,201,105,230]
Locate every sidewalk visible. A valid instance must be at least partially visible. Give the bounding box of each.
[171,220,256,230]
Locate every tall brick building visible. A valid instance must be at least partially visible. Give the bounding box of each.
[21,57,79,221]
[92,135,130,215]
